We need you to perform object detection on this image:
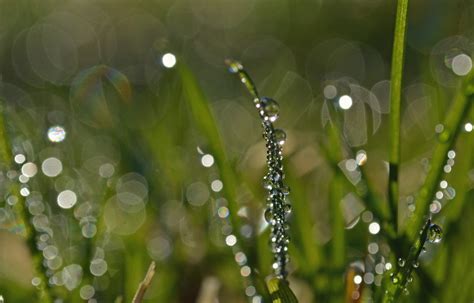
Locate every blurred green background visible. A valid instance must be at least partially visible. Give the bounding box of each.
[0,0,473,302]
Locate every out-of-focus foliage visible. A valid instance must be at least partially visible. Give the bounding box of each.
[0,0,473,302]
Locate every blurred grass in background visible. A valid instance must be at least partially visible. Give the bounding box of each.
[0,0,473,302]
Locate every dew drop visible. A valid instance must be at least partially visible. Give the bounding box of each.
[283,204,292,214]
[161,53,177,68]
[21,162,38,178]
[274,129,286,145]
[398,258,406,267]
[260,97,279,122]
[90,259,107,276]
[438,130,451,143]
[412,261,419,268]
[402,288,410,296]
[226,60,243,73]
[41,157,63,177]
[264,208,273,223]
[80,285,95,300]
[338,95,353,110]
[14,154,26,164]
[82,223,97,238]
[465,122,473,132]
[428,224,443,244]
[391,274,399,284]
[57,190,77,209]
[47,126,66,143]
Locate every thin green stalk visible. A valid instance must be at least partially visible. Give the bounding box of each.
[0,100,53,303]
[388,0,409,233]
[328,173,344,302]
[405,74,474,239]
[382,219,431,303]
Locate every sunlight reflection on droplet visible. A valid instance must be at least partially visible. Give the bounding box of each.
[338,95,353,110]
[465,122,473,132]
[42,157,63,177]
[369,222,380,235]
[356,150,367,166]
[353,275,362,284]
[225,234,237,247]
[201,154,214,167]
[451,54,472,76]
[57,190,77,209]
[20,187,30,197]
[211,179,223,192]
[162,53,177,68]
[47,126,66,142]
[14,154,26,164]
[21,162,37,177]
[217,206,229,218]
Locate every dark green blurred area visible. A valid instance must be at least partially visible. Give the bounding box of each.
[0,0,473,302]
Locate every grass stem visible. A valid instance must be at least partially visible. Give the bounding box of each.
[388,0,409,233]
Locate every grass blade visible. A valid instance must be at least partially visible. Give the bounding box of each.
[405,73,474,238]
[388,0,410,233]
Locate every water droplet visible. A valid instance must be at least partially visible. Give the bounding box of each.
[200,154,215,167]
[57,190,77,209]
[451,53,472,76]
[260,97,279,122]
[428,224,443,243]
[80,285,95,300]
[368,222,380,234]
[31,277,41,287]
[447,150,456,159]
[465,122,473,132]
[283,204,292,214]
[161,53,176,68]
[47,126,66,143]
[412,261,419,268]
[226,60,243,73]
[41,157,63,177]
[90,259,107,276]
[338,95,353,110]
[398,258,406,267]
[43,245,59,260]
[391,274,399,284]
[402,288,410,296]
[323,85,337,99]
[82,223,97,238]
[21,162,37,178]
[407,275,413,283]
[356,150,368,166]
[264,208,273,223]
[225,234,237,247]
[14,154,26,164]
[429,201,442,214]
[438,130,451,143]
[274,129,286,145]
